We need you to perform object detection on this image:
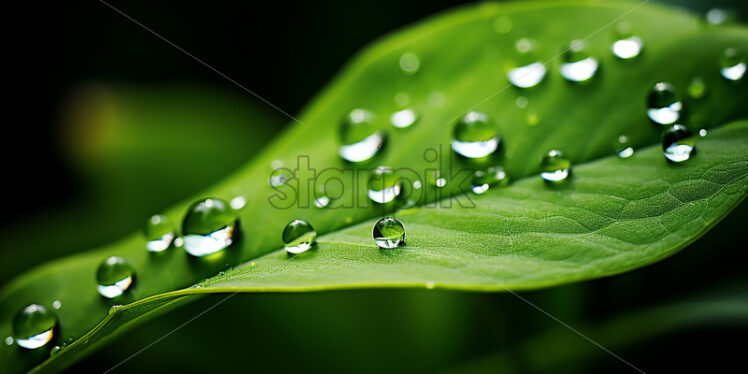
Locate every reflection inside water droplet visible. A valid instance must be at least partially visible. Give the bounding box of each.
[662,125,695,163]
[373,217,405,249]
[96,256,136,298]
[540,150,571,183]
[282,219,317,254]
[13,304,57,350]
[451,111,500,159]
[647,82,682,125]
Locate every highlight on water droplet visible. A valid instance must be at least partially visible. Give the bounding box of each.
[611,22,642,60]
[367,166,403,204]
[390,108,418,128]
[269,168,293,187]
[451,111,500,159]
[540,149,572,183]
[699,128,708,137]
[282,219,317,254]
[373,217,405,249]
[506,38,547,88]
[662,125,695,163]
[181,198,238,257]
[4,336,13,346]
[647,82,683,125]
[560,39,599,82]
[338,109,386,163]
[687,77,708,99]
[313,189,330,208]
[230,196,247,210]
[471,166,509,194]
[13,304,56,350]
[144,214,174,252]
[399,52,420,74]
[52,300,62,310]
[615,135,634,158]
[50,345,62,357]
[96,256,136,298]
[719,47,746,81]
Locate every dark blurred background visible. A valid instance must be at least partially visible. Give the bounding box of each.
[2,0,747,373]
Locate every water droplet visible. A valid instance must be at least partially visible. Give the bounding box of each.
[390,108,418,128]
[471,166,509,194]
[699,128,708,137]
[399,52,420,74]
[720,47,746,81]
[647,82,683,125]
[282,219,317,254]
[506,38,546,88]
[13,304,57,349]
[394,92,410,107]
[4,336,13,346]
[615,135,634,158]
[687,77,707,99]
[269,168,293,187]
[540,150,571,183]
[174,237,184,248]
[338,109,386,163]
[611,22,642,60]
[706,8,735,26]
[428,91,446,107]
[50,345,62,357]
[96,256,136,298]
[181,198,238,257]
[368,166,403,204]
[52,300,62,310]
[451,111,500,159]
[373,217,405,249]
[313,192,330,208]
[270,159,283,169]
[493,15,512,34]
[230,196,247,210]
[144,214,174,252]
[560,40,599,82]
[412,180,423,190]
[662,125,695,163]
[515,96,528,108]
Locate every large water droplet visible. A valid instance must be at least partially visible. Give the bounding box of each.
[181,198,238,257]
[368,166,403,204]
[720,47,746,81]
[662,125,695,163]
[451,111,500,159]
[282,219,317,254]
[506,39,546,88]
[560,40,599,82]
[338,109,386,163]
[13,304,56,350]
[611,22,642,60]
[96,256,136,298]
[647,82,683,125]
[373,217,405,249]
[687,77,708,100]
[471,166,509,194]
[390,108,418,128]
[399,52,420,74]
[144,214,174,252]
[540,150,571,183]
[615,135,634,158]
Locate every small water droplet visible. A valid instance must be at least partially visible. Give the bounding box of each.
[647,82,683,125]
[615,135,634,158]
[97,256,136,298]
[230,196,247,210]
[471,166,509,194]
[706,8,735,26]
[218,271,225,276]
[493,15,512,34]
[515,96,528,108]
[373,217,405,249]
[269,168,293,187]
[313,191,330,208]
[144,214,174,252]
[399,52,420,74]
[174,237,184,247]
[412,180,423,190]
[506,38,546,88]
[368,166,404,204]
[270,159,283,169]
[540,150,571,183]
[662,125,695,163]
[52,300,62,310]
[181,198,238,257]
[611,22,642,60]
[560,40,599,82]
[4,336,13,346]
[390,108,418,128]
[338,109,386,163]
[687,77,708,99]
[451,111,500,159]
[720,47,746,81]
[282,219,317,254]
[394,92,410,107]
[13,304,57,349]
[699,128,708,137]
[50,345,62,357]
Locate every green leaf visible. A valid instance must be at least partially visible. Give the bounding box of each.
[2,1,747,373]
